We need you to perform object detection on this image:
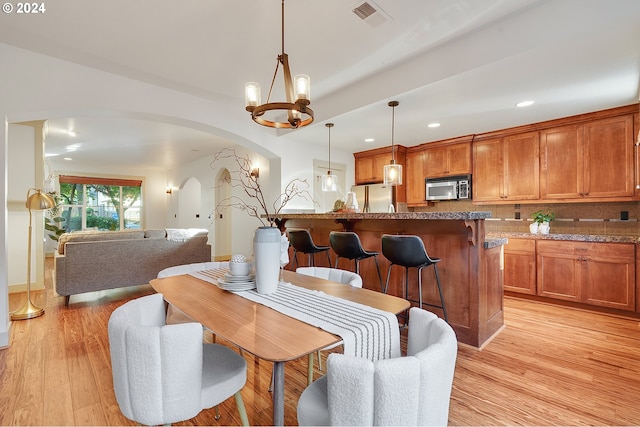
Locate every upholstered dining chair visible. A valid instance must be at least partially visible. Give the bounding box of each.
[158,261,229,325]
[296,266,363,376]
[108,293,249,426]
[296,307,458,426]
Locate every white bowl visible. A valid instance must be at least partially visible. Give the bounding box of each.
[229,261,252,276]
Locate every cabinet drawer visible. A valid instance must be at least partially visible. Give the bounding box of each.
[505,238,535,253]
[536,240,633,258]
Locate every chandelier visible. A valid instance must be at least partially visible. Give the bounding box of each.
[244,0,313,129]
[383,101,403,186]
[322,123,337,192]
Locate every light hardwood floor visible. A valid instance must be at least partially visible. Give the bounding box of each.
[2,258,640,426]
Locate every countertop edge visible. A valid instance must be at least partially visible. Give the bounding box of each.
[275,212,492,220]
[487,231,639,244]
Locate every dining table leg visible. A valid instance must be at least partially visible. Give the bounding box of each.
[272,361,285,426]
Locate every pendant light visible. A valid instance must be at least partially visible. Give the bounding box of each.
[322,123,337,192]
[244,0,313,129]
[383,100,403,186]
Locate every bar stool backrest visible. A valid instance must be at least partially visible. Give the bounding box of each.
[381,234,434,267]
[288,229,317,253]
[329,231,366,258]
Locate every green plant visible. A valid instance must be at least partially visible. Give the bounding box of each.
[44,191,67,241]
[531,209,555,224]
[44,216,67,241]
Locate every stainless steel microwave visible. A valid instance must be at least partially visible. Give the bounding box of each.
[425,175,471,201]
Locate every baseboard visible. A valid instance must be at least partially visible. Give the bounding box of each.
[8,283,45,293]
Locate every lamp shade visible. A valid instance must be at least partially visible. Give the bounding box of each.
[26,189,55,211]
[384,163,403,186]
[322,174,337,192]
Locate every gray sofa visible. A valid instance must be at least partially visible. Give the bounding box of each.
[54,229,211,305]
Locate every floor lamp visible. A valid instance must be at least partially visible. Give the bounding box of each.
[10,188,55,321]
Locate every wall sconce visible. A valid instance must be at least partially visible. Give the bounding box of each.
[250,167,260,179]
[166,187,173,195]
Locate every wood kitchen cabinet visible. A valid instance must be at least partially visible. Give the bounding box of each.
[472,132,539,202]
[406,150,426,204]
[424,142,471,178]
[536,240,635,311]
[540,115,635,200]
[503,239,536,295]
[354,146,407,185]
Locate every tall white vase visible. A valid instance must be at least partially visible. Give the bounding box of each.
[253,226,281,294]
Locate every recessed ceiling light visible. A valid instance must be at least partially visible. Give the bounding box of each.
[516,100,534,108]
[66,143,81,151]
[428,123,440,128]
[64,157,72,161]
[364,138,375,143]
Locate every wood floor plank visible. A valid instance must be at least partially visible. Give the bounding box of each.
[2,259,640,426]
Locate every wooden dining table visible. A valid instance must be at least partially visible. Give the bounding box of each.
[150,268,410,426]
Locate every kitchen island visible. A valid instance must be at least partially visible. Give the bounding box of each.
[277,212,505,348]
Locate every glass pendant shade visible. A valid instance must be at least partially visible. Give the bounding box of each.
[294,74,310,101]
[322,173,337,192]
[384,162,403,186]
[245,82,261,109]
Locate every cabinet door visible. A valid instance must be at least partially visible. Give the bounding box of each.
[583,115,634,198]
[536,241,581,302]
[540,125,583,199]
[424,142,471,177]
[406,151,426,204]
[447,142,471,176]
[355,156,375,184]
[504,239,536,294]
[472,138,503,201]
[373,153,391,183]
[582,243,635,311]
[424,146,447,177]
[503,132,539,200]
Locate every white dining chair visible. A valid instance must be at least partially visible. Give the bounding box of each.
[296,266,362,378]
[296,307,458,426]
[158,261,229,324]
[108,293,249,426]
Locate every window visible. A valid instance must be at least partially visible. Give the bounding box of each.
[58,175,142,231]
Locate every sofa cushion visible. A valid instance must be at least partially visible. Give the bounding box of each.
[144,229,167,239]
[58,230,145,254]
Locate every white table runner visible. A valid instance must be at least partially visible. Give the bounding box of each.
[190,269,400,361]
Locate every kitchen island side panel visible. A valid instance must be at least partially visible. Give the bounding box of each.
[280,214,503,348]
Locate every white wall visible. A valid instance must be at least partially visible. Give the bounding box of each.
[0,42,354,348]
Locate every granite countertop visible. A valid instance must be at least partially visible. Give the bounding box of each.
[487,231,639,244]
[276,211,492,220]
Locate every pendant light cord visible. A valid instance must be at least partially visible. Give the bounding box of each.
[326,122,334,174]
[389,101,398,163]
[281,0,285,55]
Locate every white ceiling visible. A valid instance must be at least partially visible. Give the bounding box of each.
[1,0,639,170]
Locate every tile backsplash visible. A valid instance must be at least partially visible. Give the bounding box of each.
[411,200,640,236]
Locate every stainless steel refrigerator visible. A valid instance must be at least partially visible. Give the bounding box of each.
[351,184,394,213]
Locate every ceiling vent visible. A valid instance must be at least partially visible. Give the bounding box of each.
[352,1,391,28]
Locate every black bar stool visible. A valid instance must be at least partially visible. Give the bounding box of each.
[287,229,331,269]
[329,231,383,291]
[381,234,447,322]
